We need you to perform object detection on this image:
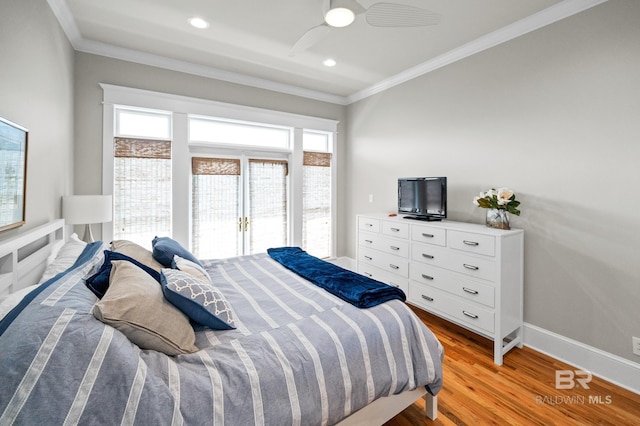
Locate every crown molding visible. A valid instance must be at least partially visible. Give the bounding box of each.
[76,38,350,106]
[347,0,608,104]
[48,0,607,106]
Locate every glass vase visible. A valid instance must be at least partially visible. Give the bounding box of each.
[486,208,510,230]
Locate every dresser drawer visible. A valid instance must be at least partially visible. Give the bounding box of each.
[411,242,448,268]
[449,230,495,257]
[382,220,409,239]
[411,224,446,246]
[412,242,497,281]
[358,247,409,278]
[410,263,495,308]
[358,217,380,233]
[409,283,495,334]
[358,263,409,294]
[358,232,409,258]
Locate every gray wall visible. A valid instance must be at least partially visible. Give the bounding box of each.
[0,0,75,236]
[345,0,640,362]
[73,52,347,244]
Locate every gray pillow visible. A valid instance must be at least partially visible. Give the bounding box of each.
[92,260,198,356]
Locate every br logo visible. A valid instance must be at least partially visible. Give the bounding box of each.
[555,370,592,389]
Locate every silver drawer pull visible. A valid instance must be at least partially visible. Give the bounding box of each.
[421,295,434,302]
[390,245,400,251]
[463,287,479,295]
[463,310,479,319]
[390,227,400,232]
[364,256,372,260]
[463,240,479,246]
[422,253,434,259]
[421,274,434,280]
[389,282,399,288]
[365,223,373,227]
[364,272,372,277]
[463,264,479,270]
[389,264,399,270]
[364,239,373,244]
[422,233,434,238]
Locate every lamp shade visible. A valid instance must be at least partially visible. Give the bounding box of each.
[62,195,113,225]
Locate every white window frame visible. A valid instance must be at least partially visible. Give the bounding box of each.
[101,84,338,256]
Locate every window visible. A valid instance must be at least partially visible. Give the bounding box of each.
[192,157,242,258]
[302,131,333,258]
[247,159,289,254]
[190,116,291,149]
[102,85,337,258]
[112,108,172,248]
[190,157,289,260]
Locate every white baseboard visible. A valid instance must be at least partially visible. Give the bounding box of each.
[523,323,640,395]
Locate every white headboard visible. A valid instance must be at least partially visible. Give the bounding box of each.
[0,219,65,299]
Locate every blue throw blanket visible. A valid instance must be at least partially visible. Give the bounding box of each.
[267,247,406,308]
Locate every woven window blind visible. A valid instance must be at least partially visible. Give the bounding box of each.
[303,151,331,167]
[113,138,172,248]
[115,138,171,159]
[192,157,240,176]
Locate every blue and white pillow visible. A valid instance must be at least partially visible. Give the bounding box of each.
[160,260,236,330]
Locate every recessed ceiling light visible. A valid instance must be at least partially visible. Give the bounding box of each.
[323,59,337,67]
[188,17,209,29]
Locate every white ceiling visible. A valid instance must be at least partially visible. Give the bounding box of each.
[48,0,606,104]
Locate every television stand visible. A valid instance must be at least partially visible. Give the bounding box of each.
[402,216,443,222]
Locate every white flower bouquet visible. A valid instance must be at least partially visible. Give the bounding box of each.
[473,188,521,216]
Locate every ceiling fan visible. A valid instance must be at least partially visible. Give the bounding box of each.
[290,0,442,56]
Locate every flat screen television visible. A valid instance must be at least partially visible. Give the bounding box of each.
[398,177,447,221]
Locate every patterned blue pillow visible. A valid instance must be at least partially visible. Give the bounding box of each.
[152,236,203,268]
[160,268,236,330]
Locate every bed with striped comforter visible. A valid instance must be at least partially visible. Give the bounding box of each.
[0,243,443,425]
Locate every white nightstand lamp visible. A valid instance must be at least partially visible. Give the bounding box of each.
[63,195,113,242]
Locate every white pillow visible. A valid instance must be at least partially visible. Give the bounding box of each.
[0,285,38,321]
[38,233,87,283]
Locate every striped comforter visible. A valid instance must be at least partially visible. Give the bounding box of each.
[0,245,443,426]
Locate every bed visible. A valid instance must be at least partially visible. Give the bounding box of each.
[0,220,443,425]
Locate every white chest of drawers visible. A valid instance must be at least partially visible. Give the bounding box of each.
[357,214,524,365]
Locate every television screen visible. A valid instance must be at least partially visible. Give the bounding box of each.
[398,177,447,220]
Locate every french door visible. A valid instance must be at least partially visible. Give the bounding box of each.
[191,154,289,259]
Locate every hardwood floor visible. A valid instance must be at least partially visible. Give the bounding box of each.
[385,307,640,425]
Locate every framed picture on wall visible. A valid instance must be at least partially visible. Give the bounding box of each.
[0,116,28,232]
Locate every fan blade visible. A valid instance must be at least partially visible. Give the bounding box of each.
[289,24,331,56]
[366,3,441,27]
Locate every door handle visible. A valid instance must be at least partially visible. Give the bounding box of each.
[244,217,249,231]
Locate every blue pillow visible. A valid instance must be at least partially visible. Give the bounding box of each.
[85,251,162,299]
[152,236,202,268]
[160,268,236,330]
